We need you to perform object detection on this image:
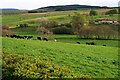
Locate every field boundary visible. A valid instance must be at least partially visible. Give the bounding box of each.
[54,37,120,41]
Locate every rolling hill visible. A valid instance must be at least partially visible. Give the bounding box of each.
[0,8,20,11]
[38,4,108,11]
[2,37,118,78]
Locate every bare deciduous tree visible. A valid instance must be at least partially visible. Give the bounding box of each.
[36,17,58,29]
[36,27,54,39]
[78,26,118,39]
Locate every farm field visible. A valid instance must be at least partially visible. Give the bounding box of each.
[56,38,119,48]
[2,37,119,78]
[10,31,120,48]
[2,13,69,26]
[2,7,119,79]
[2,9,118,27]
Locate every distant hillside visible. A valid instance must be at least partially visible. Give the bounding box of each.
[0,8,20,11]
[38,4,108,11]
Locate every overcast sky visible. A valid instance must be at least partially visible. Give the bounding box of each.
[0,0,120,10]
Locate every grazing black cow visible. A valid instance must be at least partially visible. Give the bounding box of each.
[27,36,33,40]
[43,38,48,41]
[16,35,20,39]
[13,35,24,39]
[103,45,106,46]
[30,36,33,40]
[24,36,28,39]
[6,34,9,37]
[91,42,95,45]
[86,42,95,45]
[76,42,80,44]
[20,36,24,39]
[86,42,90,45]
[37,37,42,40]
[9,35,25,39]
[10,35,13,38]
[10,35,17,38]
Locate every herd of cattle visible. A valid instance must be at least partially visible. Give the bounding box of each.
[76,41,96,45]
[6,34,48,41]
[6,34,106,46]
[76,41,106,46]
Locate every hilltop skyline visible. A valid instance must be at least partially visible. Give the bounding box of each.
[0,0,119,10]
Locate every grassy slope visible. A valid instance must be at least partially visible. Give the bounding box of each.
[2,13,69,26]
[88,14,118,21]
[56,38,119,48]
[12,31,119,48]
[2,37,118,78]
[2,9,118,27]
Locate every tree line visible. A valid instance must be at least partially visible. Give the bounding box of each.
[71,12,118,39]
[78,26,118,39]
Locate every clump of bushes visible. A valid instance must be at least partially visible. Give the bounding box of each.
[2,25,15,36]
[18,24,29,28]
[28,10,47,13]
[2,53,91,79]
[118,7,120,14]
[36,17,58,28]
[105,9,118,15]
[79,26,118,39]
[52,26,72,34]
[90,10,98,16]
[28,10,38,13]
[36,27,54,39]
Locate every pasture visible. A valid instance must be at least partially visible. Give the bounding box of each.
[56,38,119,48]
[2,12,69,26]
[9,31,120,48]
[2,8,119,79]
[2,37,119,78]
[2,9,118,27]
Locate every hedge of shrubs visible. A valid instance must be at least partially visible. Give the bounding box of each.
[105,9,118,15]
[28,10,47,13]
[90,10,98,16]
[2,53,91,79]
[52,26,72,34]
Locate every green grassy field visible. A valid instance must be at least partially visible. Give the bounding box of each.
[56,38,119,48]
[2,9,119,79]
[2,13,69,26]
[88,14,118,21]
[2,9,118,27]
[13,31,119,47]
[2,37,119,78]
